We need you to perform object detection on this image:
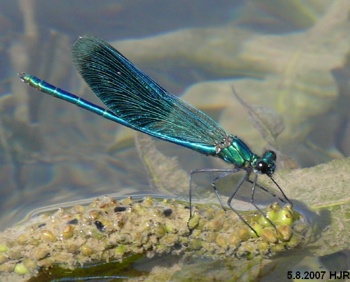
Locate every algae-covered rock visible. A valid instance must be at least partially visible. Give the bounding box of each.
[0,195,307,280]
[1,157,350,281]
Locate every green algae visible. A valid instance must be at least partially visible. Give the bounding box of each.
[0,196,307,280]
[1,156,350,281]
[28,254,144,282]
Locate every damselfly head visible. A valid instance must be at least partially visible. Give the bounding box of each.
[254,150,276,176]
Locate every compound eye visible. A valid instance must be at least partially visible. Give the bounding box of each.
[257,161,268,174]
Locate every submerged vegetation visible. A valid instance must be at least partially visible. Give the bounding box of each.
[0,196,308,280]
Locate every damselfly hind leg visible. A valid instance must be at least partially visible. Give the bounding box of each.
[189,168,293,237]
[226,171,264,236]
[189,168,237,217]
[189,168,261,236]
[229,172,293,237]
